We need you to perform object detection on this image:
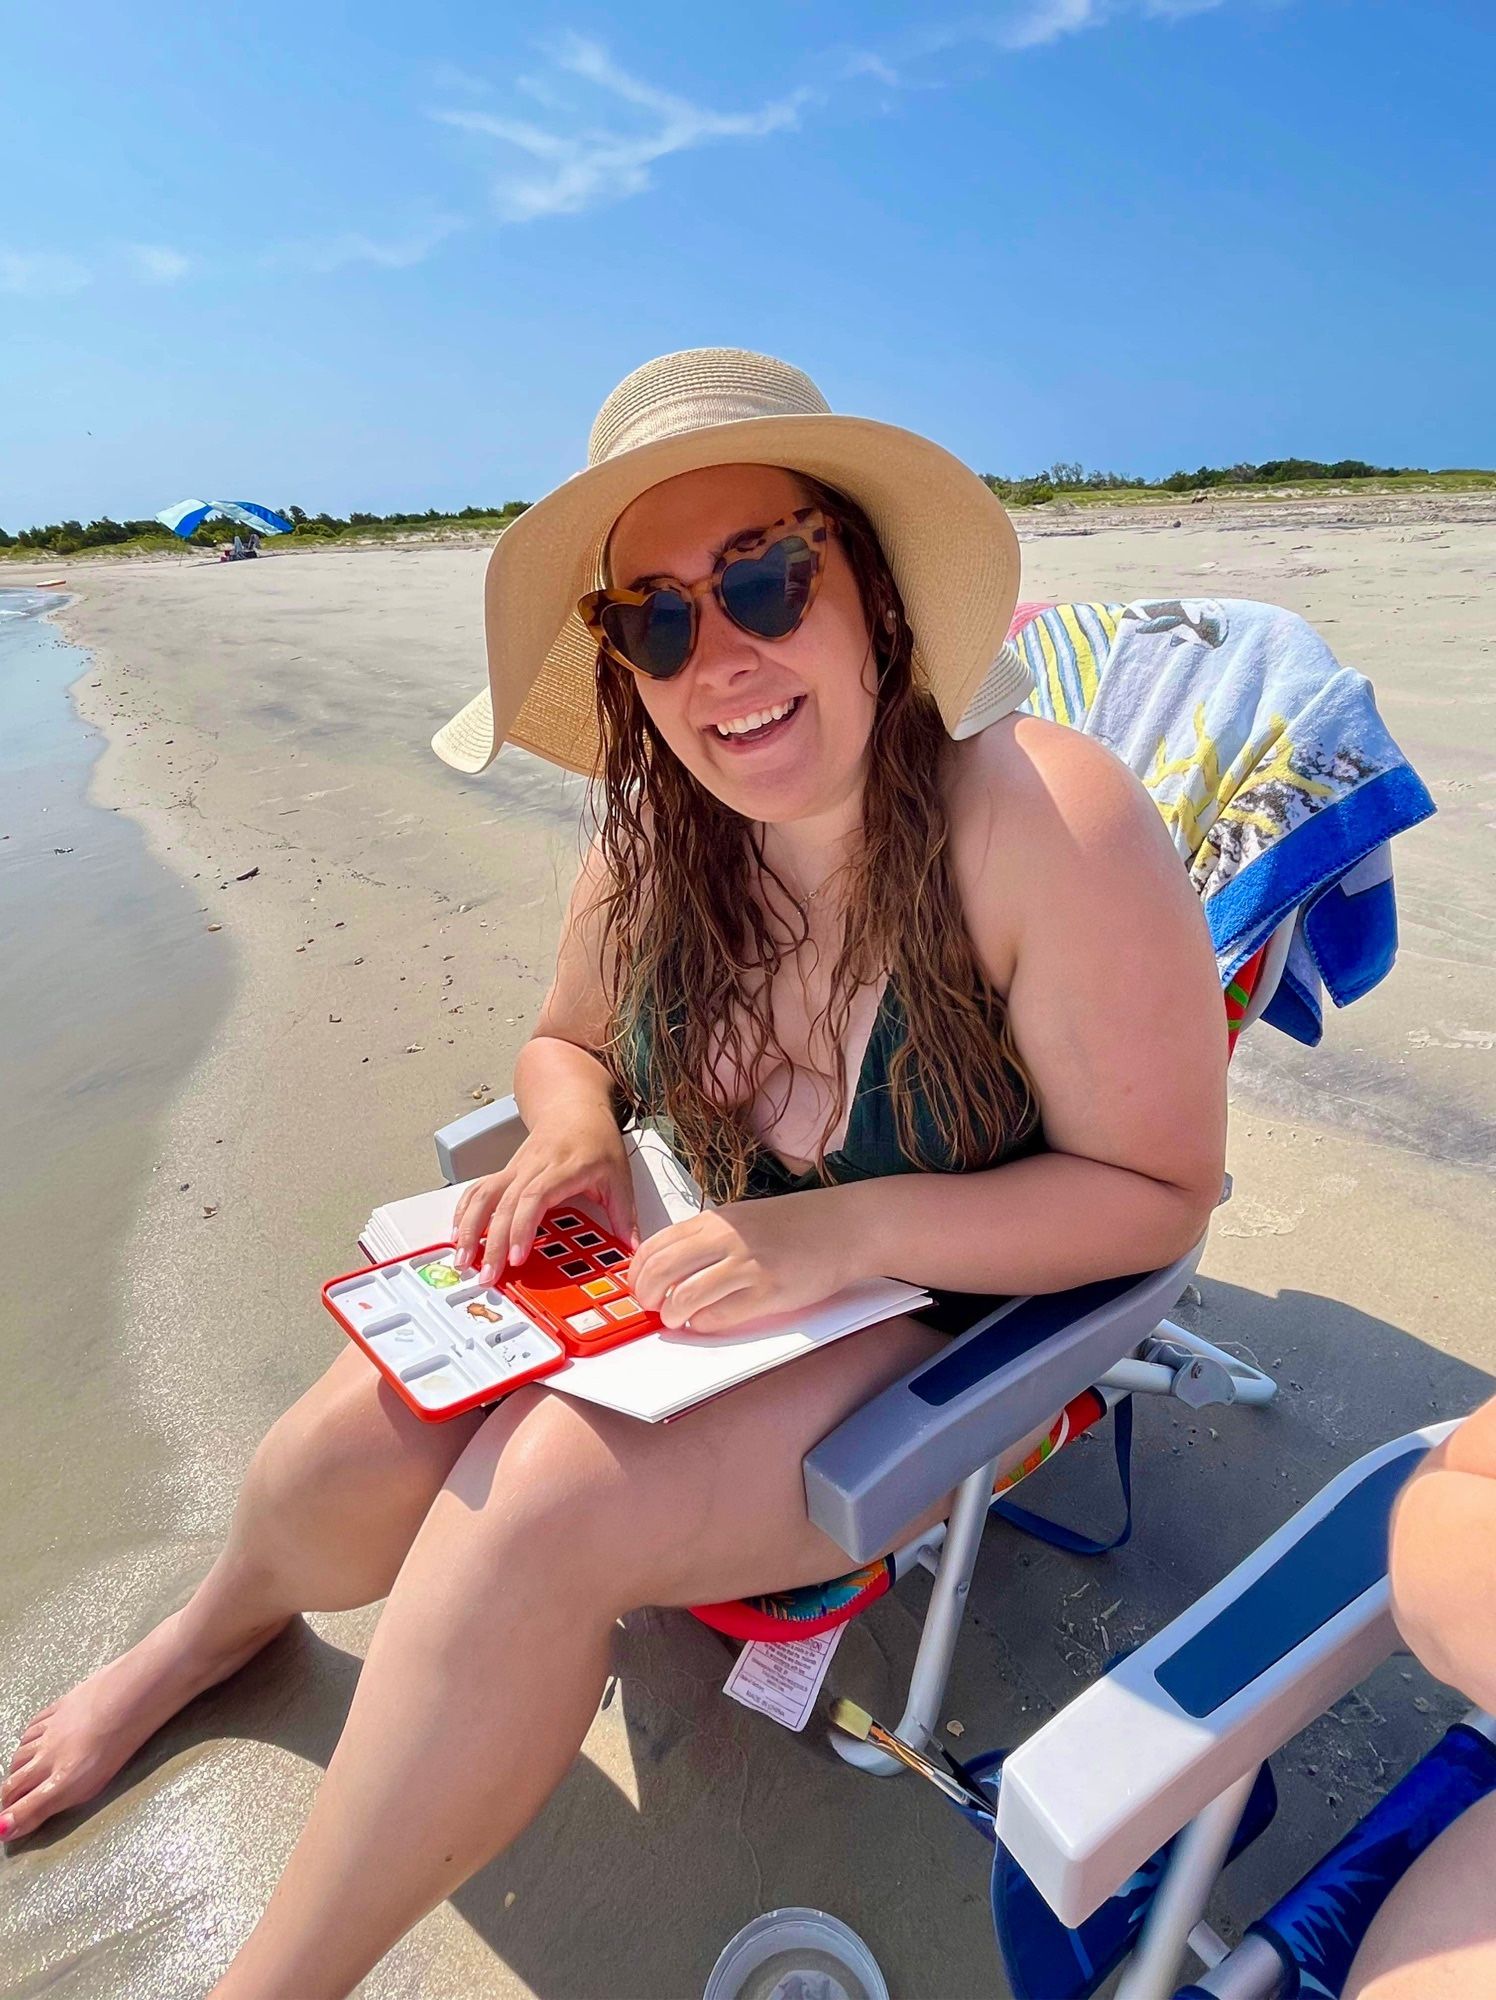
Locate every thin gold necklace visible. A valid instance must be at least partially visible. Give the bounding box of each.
[758,828,842,917]
[768,854,833,915]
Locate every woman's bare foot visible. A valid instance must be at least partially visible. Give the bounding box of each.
[1,1605,287,1842]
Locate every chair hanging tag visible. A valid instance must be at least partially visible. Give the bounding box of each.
[723,1626,845,1733]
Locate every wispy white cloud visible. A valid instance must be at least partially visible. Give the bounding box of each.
[993,0,1232,47]
[841,50,905,87]
[432,32,814,224]
[514,70,570,113]
[267,216,465,273]
[124,242,191,284]
[0,248,91,298]
[998,0,1107,50]
[843,0,1234,75]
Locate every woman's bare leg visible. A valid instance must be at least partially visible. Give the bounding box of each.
[210,1315,1041,2000]
[1344,1790,1496,1999]
[1,1348,485,1841]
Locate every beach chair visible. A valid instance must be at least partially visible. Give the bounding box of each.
[433,922,1284,1761]
[432,596,1433,1788]
[939,1417,1496,2000]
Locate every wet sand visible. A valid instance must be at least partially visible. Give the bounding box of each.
[1,503,1493,1998]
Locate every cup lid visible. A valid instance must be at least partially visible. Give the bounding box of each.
[703,1907,890,2000]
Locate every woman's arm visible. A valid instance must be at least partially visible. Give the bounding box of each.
[831,718,1227,1294]
[455,841,640,1276]
[1389,1396,1496,1712]
[512,838,621,1133]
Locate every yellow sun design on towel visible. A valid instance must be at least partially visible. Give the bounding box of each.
[1146,706,1336,866]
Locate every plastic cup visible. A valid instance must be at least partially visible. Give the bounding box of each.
[704,1908,891,2000]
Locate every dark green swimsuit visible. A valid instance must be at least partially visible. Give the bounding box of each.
[626,978,1043,1333]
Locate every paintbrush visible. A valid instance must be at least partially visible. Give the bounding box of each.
[829,1698,991,1812]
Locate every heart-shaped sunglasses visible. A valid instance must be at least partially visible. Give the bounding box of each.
[579,505,835,682]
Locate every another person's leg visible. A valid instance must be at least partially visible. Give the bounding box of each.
[1343,1395,1496,1995]
[210,1313,1021,1999]
[2,1347,485,1839]
[1344,1791,1496,1999]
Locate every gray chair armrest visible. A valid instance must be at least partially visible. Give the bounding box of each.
[433,1096,528,1183]
[804,1245,1204,1564]
[996,1420,1457,1927]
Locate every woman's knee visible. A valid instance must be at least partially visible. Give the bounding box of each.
[456,1387,621,1515]
[447,1388,663,1602]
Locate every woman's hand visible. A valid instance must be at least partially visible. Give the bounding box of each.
[453,1114,638,1283]
[627,1189,861,1334]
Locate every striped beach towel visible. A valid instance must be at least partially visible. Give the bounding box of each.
[1002,599,1435,1046]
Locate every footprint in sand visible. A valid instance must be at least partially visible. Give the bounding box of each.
[1407,1024,1496,1052]
[1217,1193,1305,1238]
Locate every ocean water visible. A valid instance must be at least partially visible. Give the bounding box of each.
[0,592,227,1111]
[0,587,85,765]
[0,587,232,1616]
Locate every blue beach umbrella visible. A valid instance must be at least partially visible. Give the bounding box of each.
[155,498,294,538]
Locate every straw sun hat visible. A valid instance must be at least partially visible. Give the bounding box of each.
[432,346,1031,777]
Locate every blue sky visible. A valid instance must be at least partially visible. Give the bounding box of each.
[2,0,1491,528]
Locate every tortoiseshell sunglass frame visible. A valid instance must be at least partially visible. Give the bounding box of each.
[577,504,836,681]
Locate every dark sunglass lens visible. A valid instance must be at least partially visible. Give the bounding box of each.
[722,535,816,639]
[602,591,693,678]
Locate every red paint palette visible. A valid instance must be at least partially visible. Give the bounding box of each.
[505,1211,658,1353]
[323,1208,660,1422]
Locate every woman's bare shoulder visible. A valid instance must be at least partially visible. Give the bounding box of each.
[951,713,1147,825]
[946,716,1181,980]
[952,714,1172,867]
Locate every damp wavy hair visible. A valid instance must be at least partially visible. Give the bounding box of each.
[586,473,1039,1205]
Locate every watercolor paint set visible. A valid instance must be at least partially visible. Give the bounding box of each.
[322,1208,661,1421]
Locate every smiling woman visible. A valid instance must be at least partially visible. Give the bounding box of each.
[4,349,1227,2000]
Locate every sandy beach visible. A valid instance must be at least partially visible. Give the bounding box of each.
[2,496,1494,1998]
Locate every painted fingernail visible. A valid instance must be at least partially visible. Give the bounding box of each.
[0,1813,15,1839]
[480,1266,495,1287]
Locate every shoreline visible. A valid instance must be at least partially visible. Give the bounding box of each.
[3,511,1493,1997]
[0,585,235,1534]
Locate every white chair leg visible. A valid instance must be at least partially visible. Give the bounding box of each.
[830,1456,1001,1775]
[1113,1768,1258,2000]
[1184,1933,1291,1999]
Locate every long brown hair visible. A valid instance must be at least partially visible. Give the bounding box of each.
[588,475,1038,1203]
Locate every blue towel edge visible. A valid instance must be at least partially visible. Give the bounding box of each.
[1207,764,1436,985]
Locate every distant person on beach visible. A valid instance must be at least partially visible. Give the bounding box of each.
[2,350,1229,1994]
[1343,1394,1496,1999]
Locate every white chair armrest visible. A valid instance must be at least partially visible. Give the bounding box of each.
[433,1096,528,1182]
[995,1420,1458,1927]
[804,1247,1203,1564]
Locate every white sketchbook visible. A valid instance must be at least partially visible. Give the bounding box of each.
[357,1128,929,1423]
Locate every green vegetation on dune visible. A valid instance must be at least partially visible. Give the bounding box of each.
[0,500,531,559]
[983,459,1496,508]
[3,460,1493,561]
